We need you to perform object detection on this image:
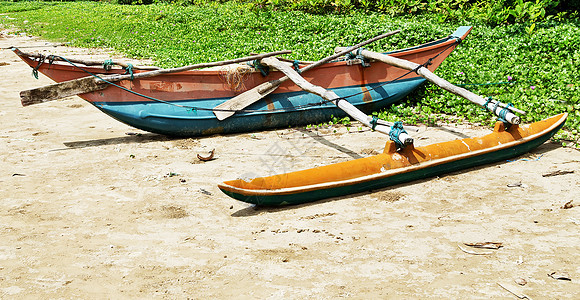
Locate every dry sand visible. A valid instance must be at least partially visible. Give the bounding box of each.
[1,30,579,299]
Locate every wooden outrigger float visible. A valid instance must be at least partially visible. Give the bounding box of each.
[219,113,568,205]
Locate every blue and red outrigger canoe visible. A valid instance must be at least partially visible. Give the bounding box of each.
[14,27,472,136]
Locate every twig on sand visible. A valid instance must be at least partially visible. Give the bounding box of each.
[497,282,533,300]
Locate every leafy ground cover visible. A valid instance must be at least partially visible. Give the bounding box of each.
[0,1,578,146]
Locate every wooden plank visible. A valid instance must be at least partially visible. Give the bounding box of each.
[20,76,111,106]
[261,56,413,144]
[213,30,401,120]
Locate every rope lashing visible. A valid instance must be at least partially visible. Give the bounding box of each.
[370,116,379,130]
[47,55,56,66]
[292,60,301,73]
[482,97,514,127]
[103,59,115,71]
[249,60,270,77]
[32,54,46,79]
[31,54,57,79]
[482,97,493,111]
[498,103,514,127]
[413,57,434,74]
[492,101,500,115]
[123,63,134,80]
[389,121,408,149]
[346,48,370,67]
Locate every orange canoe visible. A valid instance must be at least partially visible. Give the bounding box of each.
[219,114,567,205]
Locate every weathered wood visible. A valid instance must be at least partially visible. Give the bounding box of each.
[20,76,110,106]
[335,47,524,124]
[261,57,413,144]
[213,30,401,120]
[19,50,292,106]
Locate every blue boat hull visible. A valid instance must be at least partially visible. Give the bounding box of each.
[94,78,425,136]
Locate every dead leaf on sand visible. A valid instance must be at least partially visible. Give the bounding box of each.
[197,149,216,161]
[548,271,572,281]
[561,200,574,209]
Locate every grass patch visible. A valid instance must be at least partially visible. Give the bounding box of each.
[0,1,578,146]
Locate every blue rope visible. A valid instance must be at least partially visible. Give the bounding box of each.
[103,59,114,71]
[249,60,269,77]
[345,48,370,67]
[32,55,45,79]
[389,121,408,149]
[482,96,515,127]
[498,103,513,125]
[507,154,543,162]
[492,101,500,114]
[292,60,301,73]
[482,97,493,111]
[123,63,134,80]
[369,116,378,130]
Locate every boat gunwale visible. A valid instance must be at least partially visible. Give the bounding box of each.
[14,28,468,78]
[218,113,568,196]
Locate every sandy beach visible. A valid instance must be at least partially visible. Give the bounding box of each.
[1,30,579,299]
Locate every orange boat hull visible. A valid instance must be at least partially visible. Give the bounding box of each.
[219,114,568,205]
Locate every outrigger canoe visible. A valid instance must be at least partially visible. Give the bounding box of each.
[13,26,472,136]
[218,113,567,205]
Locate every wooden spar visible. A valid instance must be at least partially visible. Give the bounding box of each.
[249,53,316,64]
[213,30,401,120]
[21,78,109,106]
[12,48,160,70]
[18,50,293,106]
[261,57,414,144]
[335,47,524,124]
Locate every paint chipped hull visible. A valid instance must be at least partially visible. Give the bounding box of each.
[16,27,472,136]
[218,114,568,205]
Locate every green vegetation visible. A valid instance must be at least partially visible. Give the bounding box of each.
[0,1,578,146]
